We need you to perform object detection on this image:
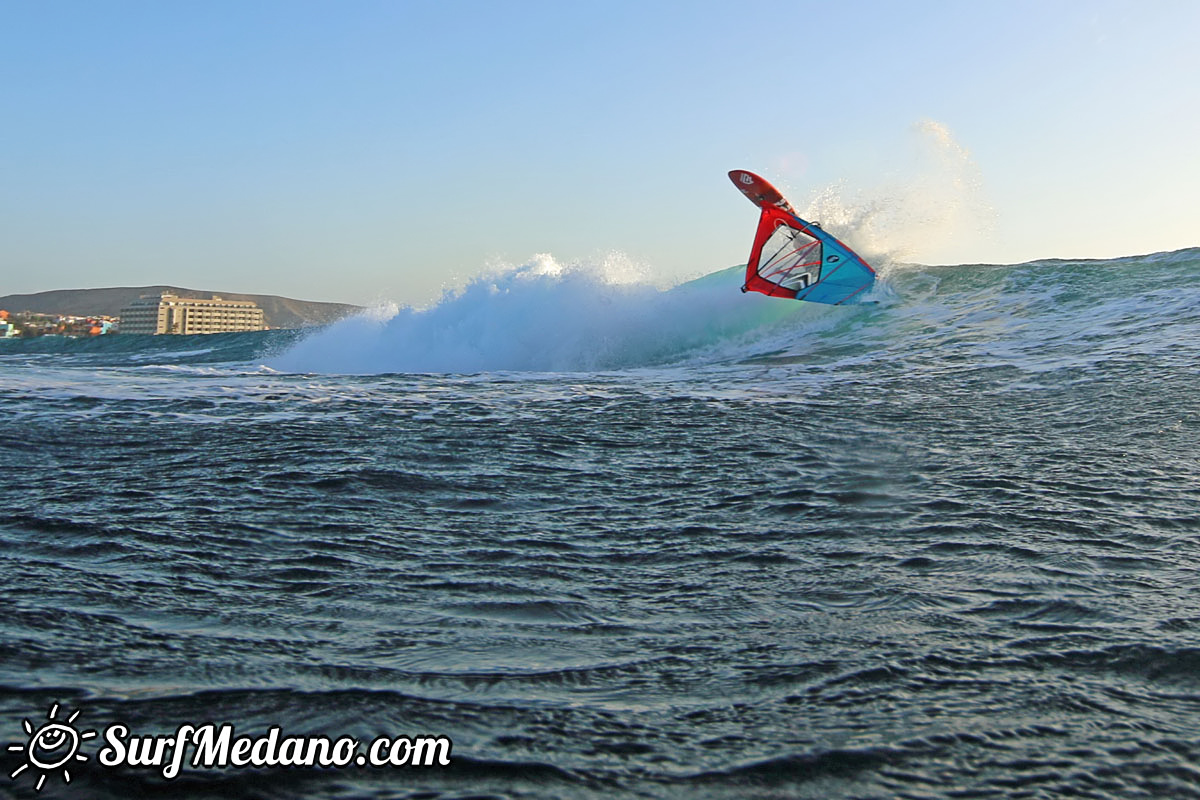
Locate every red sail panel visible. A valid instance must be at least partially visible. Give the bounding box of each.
[743,206,823,299]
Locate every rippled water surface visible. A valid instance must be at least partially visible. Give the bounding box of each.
[2,252,1199,799]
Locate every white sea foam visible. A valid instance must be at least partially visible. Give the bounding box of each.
[267,254,849,375]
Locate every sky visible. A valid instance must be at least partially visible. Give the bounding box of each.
[2,0,1198,306]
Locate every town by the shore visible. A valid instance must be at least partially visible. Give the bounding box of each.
[0,286,361,338]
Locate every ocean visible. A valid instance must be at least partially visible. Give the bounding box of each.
[1,249,1198,799]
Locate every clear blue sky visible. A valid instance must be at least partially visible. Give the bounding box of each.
[2,0,1197,305]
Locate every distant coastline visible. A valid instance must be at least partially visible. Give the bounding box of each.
[0,286,362,331]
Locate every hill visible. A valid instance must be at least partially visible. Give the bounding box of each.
[0,286,361,330]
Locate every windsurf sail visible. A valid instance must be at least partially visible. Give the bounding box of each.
[730,170,876,305]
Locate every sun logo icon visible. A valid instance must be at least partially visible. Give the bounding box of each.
[7,703,96,791]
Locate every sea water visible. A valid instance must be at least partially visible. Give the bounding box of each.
[1,250,1198,799]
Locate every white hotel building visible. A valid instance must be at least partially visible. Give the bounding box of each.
[119,294,266,335]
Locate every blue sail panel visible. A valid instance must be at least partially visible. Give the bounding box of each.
[794,228,877,305]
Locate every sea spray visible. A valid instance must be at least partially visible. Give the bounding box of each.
[268,254,824,374]
[801,119,997,270]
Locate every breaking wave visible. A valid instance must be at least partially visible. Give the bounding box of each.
[265,245,1199,376]
[266,254,855,374]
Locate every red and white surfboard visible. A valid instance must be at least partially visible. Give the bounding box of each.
[727,170,797,215]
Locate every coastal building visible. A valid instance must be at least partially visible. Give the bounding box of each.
[119,294,266,335]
